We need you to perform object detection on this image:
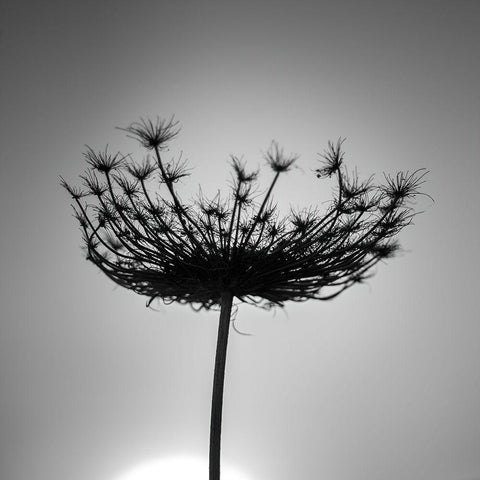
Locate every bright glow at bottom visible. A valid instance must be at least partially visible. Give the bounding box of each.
[115,456,252,480]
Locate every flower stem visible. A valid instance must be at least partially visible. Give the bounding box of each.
[209,291,234,480]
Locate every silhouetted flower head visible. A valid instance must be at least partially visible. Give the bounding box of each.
[315,139,345,178]
[265,141,298,172]
[62,117,429,310]
[118,116,180,150]
[230,156,258,183]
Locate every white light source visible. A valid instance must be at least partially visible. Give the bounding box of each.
[115,456,252,480]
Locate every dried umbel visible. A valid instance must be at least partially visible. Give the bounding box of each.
[62,118,427,311]
[62,117,429,480]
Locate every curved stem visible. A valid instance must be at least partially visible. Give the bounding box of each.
[209,291,234,480]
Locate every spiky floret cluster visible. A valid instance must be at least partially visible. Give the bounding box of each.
[62,118,429,310]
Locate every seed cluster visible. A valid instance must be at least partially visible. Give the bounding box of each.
[62,117,428,310]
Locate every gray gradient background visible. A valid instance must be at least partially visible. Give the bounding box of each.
[1,1,479,479]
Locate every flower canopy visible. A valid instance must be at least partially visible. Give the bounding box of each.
[62,117,428,310]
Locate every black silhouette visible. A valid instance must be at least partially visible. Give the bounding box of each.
[62,116,429,480]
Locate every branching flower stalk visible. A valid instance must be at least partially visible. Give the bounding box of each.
[61,117,429,480]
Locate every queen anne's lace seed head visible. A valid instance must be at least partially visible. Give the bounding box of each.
[315,139,345,178]
[265,141,298,173]
[231,156,258,183]
[62,117,430,310]
[118,116,180,150]
[84,146,126,173]
[126,159,157,181]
